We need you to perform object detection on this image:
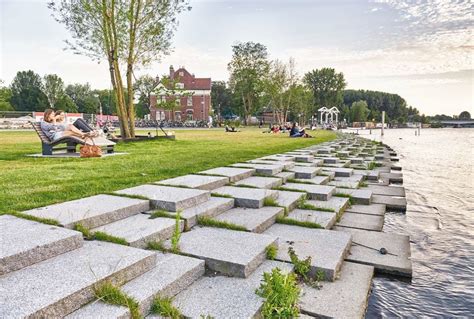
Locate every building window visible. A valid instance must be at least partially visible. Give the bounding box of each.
[186,109,193,121]
[179,71,184,76]
[175,111,181,121]
[187,96,193,107]
[176,83,184,89]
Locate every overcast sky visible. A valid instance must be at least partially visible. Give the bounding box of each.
[1,0,472,115]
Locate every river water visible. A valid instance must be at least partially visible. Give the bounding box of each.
[347,128,474,317]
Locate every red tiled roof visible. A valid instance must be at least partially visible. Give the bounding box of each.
[174,68,211,90]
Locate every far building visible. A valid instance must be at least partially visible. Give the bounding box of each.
[149,66,211,121]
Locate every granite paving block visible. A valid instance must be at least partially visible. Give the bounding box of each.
[334,227,412,277]
[115,185,210,212]
[334,174,364,183]
[294,161,318,167]
[177,227,277,278]
[321,167,354,177]
[235,176,283,189]
[372,194,407,212]
[346,203,386,216]
[230,163,284,176]
[293,154,315,162]
[162,197,234,229]
[91,214,183,248]
[214,207,284,233]
[336,212,384,231]
[380,172,403,183]
[323,157,340,164]
[67,253,205,318]
[174,260,293,319]
[212,186,278,208]
[328,180,360,189]
[367,184,406,197]
[288,166,319,179]
[155,174,228,190]
[262,154,295,161]
[335,188,373,205]
[22,194,150,229]
[274,171,296,182]
[349,157,364,164]
[282,183,335,201]
[306,196,349,213]
[275,190,306,212]
[264,224,352,281]
[0,215,83,276]
[198,167,255,182]
[0,241,155,318]
[300,262,374,319]
[286,209,337,229]
[292,175,330,185]
[248,159,295,170]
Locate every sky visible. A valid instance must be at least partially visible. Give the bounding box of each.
[0,0,472,115]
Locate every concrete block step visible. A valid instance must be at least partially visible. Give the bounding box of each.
[321,167,354,177]
[212,186,278,208]
[367,184,405,197]
[286,209,337,229]
[349,157,364,164]
[322,157,340,164]
[333,227,412,277]
[335,188,373,205]
[0,241,156,318]
[354,169,380,181]
[380,172,403,184]
[161,196,235,229]
[336,212,384,231]
[294,162,318,167]
[282,183,336,201]
[155,174,228,190]
[173,260,293,318]
[261,154,295,161]
[0,215,83,276]
[91,214,183,248]
[292,175,331,185]
[274,171,296,182]
[247,159,295,170]
[287,153,315,163]
[115,185,210,212]
[67,253,205,318]
[275,190,306,212]
[264,224,351,281]
[177,227,277,278]
[22,194,150,229]
[198,167,255,182]
[334,174,364,183]
[300,262,374,318]
[214,206,284,233]
[346,203,386,216]
[230,163,284,176]
[306,196,350,214]
[328,180,360,189]
[372,194,407,212]
[287,166,320,179]
[235,176,283,189]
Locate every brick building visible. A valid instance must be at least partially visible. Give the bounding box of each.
[150,66,211,121]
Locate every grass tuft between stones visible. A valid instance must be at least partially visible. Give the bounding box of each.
[149,209,177,219]
[276,216,323,229]
[211,193,234,198]
[74,223,129,245]
[146,240,167,252]
[104,192,150,201]
[94,281,141,319]
[296,200,335,213]
[265,243,278,260]
[5,212,59,226]
[150,296,182,318]
[170,211,182,254]
[197,215,247,231]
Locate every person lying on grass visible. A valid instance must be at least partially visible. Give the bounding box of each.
[55,110,99,137]
[289,122,312,138]
[40,109,97,142]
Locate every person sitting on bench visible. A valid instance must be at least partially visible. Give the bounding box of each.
[40,109,92,141]
[55,110,99,137]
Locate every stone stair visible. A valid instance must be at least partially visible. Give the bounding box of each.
[214,206,284,233]
[212,186,278,208]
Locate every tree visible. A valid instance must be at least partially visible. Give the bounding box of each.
[65,83,97,114]
[287,84,313,124]
[228,42,270,124]
[55,94,78,112]
[0,80,14,111]
[134,75,159,118]
[350,100,370,122]
[459,111,471,120]
[49,0,190,139]
[10,70,48,111]
[303,68,346,115]
[211,81,233,119]
[43,74,65,109]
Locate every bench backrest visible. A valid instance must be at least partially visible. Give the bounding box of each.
[30,122,52,144]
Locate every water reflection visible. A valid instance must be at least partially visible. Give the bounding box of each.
[348,128,474,317]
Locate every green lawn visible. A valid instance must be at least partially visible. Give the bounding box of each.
[0,128,336,213]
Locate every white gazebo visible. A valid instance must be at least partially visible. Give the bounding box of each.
[318,106,340,124]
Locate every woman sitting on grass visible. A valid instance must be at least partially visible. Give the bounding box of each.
[289,122,311,138]
[40,109,96,141]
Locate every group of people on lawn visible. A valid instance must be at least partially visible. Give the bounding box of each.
[266,122,312,138]
[40,109,100,142]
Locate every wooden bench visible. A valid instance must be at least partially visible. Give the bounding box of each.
[31,122,115,155]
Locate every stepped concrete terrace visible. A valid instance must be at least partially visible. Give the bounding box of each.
[247,159,295,170]
[176,227,277,278]
[287,165,320,179]
[274,190,306,212]
[336,212,385,231]
[21,194,150,229]
[212,186,278,208]
[292,175,331,185]
[286,209,337,229]
[234,176,283,189]
[306,196,350,213]
[214,206,285,233]
[281,182,336,201]
[321,167,354,177]
[230,162,284,176]
[274,171,296,182]
[115,184,210,211]
[372,194,408,212]
[0,215,83,276]
[264,224,352,281]
[198,166,255,182]
[335,187,373,205]
[155,174,229,190]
